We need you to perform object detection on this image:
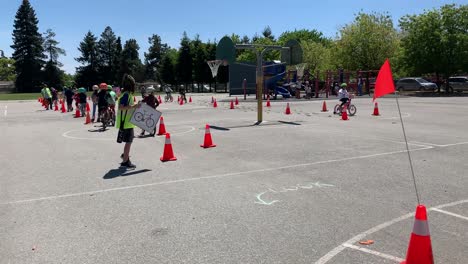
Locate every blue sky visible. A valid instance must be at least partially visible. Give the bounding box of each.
[0,0,465,74]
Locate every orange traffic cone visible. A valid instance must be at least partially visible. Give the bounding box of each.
[180,98,184,105]
[158,95,162,104]
[201,124,216,148]
[54,103,59,111]
[84,111,91,124]
[177,96,180,102]
[157,116,167,136]
[266,98,271,107]
[285,103,291,115]
[38,97,41,102]
[86,102,90,112]
[160,133,177,162]
[74,108,81,118]
[189,96,192,103]
[373,102,380,116]
[235,97,239,105]
[341,106,348,120]
[61,101,66,113]
[213,99,218,108]
[211,96,214,103]
[230,100,234,109]
[401,205,434,264]
[321,101,328,112]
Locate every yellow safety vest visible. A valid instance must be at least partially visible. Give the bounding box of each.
[116,92,136,129]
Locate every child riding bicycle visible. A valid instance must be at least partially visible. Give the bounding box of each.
[140,86,159,137]
[338,83,350,107]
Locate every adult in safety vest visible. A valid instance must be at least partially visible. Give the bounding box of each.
[41,85,53,110]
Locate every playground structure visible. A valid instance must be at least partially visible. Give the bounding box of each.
[211,37,303,123]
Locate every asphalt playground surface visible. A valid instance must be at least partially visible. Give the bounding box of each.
[0,93,467,264]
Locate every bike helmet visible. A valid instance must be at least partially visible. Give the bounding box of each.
[146,86,155,93]
[99,83,108,90]
[340,83,348,88]
[92,85,98,90]
[107,85,113,91]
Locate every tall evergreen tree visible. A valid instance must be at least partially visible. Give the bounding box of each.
[262,26,275,41]
[113,37,123,84]
[98,26,118,83]
[43,29,66,87]
[191,35,207,89]
[176,32,193,87]
[75,31,99,87]
[11,0,45,92]
[120,39,144,81]
[144,34,168,82]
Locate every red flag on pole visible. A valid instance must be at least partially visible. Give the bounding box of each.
[373,59,395,101]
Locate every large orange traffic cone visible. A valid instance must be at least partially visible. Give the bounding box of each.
[157,116,167,135]
[160,133,177,162]
[86,102,90,112]
[189,96,192,103]
[235,97,239,105]
[84,111,91,124]
[372,102,380,116]
[54,103,59,111]
[341,106,349,120]
[285,103,291,115]
[230,100,234,109]
[74,108,81,118]
[321,101,328,112]
[266,98,271,107]
[401,205,434,264]
[201,124,216,148]
[61,101,66,113]
[213,99,218,108]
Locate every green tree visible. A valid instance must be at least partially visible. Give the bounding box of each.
[262,26,275,41]
[113,37,123,85]
[11,0,45,92]
[75,31,99,87]
[335,12,399,70]
[278,29,331,46]
[176,32,193,87]
[160,48,177,85]
[144,34,168,82]
[191,35,208,88]
[0,58,16,81]
[121,39,144,82]
[301,41,332,75]
[98,26,118,83]
[399,4,468,91]
[43,29,66,87]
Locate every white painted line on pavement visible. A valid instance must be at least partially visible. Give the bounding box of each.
[431,208,468,221]
[62,126,195,141]
[343,243,404,262]
[4,105,7,116]
[1,146,432,205]
[315,199,468,264]
[381,112,411,120]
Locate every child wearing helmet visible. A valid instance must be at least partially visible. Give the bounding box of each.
[78,88,87,117]
[97,83,109,122]
[338,83,350,108]
[139,85,159,137]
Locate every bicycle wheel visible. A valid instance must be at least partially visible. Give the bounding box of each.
[334,104,341,115]
[134,112,144,122]
[101,112,108,130]
[146,119,155,128]
[348,104,357,116]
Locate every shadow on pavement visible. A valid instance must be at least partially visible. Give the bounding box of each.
[103,168,152,179]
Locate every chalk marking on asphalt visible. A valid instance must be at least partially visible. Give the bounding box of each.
[343,243,404,262]
[254,192,279,205]
[431,208,468,221]
[255,182,334,205]
[1,146,432,205]
[62,126,195,141]
[314,199,468,264]
[381,112,411,120]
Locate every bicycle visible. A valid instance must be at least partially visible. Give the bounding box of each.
[164,93,173,102]
[99,107,114,130]
[134,110,155,128]
[334,94,357,116]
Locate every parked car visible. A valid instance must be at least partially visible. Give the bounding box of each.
[448,76,468,93]
[396,78,438,92]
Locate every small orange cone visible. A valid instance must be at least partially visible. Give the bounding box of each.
[235,97,239,105]
[230,100,234,109]
[180,98,184,105]
[189,96,192,103]
[211,96,214,103]
[84,111,91,124]
[157,116,167,136]
[74,108,81,118]
[160,133,177,162]
[373,102,380,116]
[201,124,216,148]
[285,103,291,115]
[54,103,59,111]
[61,101,66,113]
[341,106,348,120]
[213,99,218,108]
[177,96,180,102]
[266,98,271,107]
[158,95,162,104]
[401,205,434,264]
[321,101,328,112]
[86,102,90,112]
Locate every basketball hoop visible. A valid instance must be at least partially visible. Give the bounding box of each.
[207,60,225,78]
[295,63,307,79]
